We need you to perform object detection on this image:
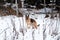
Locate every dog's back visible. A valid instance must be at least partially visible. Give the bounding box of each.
[30,18,37,29]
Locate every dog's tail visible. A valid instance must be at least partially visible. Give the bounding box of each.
[35,24,40,29]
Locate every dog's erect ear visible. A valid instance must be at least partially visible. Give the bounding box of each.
[25,15,29,19]
[27,15,29,17]
[26,15,29,17]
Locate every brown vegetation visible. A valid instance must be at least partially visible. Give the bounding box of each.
[0,6,23,17]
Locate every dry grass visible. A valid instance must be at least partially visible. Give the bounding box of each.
[0,6,23,17]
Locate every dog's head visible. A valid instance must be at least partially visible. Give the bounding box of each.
[26,15,29,20]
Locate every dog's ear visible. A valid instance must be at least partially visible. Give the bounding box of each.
[26,15,29,17]
[27,15,29,17]
[26,15,29,19]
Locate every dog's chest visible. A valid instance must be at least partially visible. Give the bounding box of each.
[26,19,31,24]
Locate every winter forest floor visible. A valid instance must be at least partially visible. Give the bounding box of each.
[0,3,60,40]
[0,13,60,40]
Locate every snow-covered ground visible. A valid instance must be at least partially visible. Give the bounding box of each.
[0,13,60,40]
[19,8,52,15]
[0,3,60,40]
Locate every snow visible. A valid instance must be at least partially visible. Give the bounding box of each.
[3,3,11,7]
[0,9,60,40]
[19,8,52,15]
[32,8,52,13]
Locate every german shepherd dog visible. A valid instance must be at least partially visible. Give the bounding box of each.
[25,15,39,29]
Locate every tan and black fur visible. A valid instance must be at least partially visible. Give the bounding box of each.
[25,15,39,29]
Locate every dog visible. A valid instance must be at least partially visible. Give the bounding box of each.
[25,15,39,29]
